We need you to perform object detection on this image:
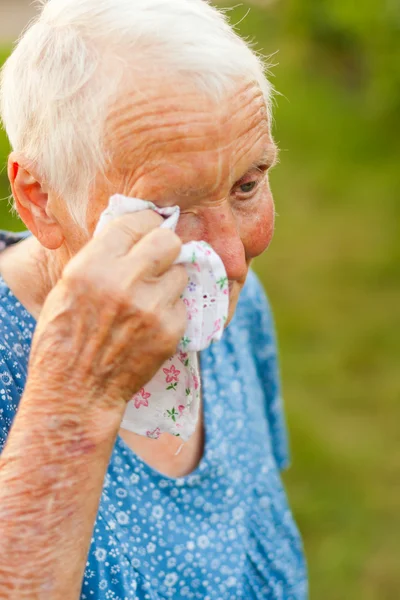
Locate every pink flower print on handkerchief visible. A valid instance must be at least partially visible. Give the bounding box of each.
[178,405,185,415]
[183,298,198,321]
[163,364,180,383]
[178,351,189,367]
[146,427,161,439]
[207,318,222,343]
[164,364,181,391]
[133,388,151,409]
[192,373,200,390]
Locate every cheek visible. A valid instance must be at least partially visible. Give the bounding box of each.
[239,195,275,259]
[175,213,204,242]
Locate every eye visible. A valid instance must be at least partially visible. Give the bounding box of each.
[233,169,265,199]
[239,181,258,193]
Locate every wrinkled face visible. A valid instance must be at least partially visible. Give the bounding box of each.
[89,77,278,324]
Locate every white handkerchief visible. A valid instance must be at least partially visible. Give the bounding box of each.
[95,195,229,441]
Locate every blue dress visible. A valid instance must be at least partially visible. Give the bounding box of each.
[0,231,307,599]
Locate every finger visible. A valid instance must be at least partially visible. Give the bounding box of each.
[125,228,183,278]
[63,211,165,281]
[154,265,188,306]
[92,210,164,258]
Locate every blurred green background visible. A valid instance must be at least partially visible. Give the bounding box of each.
[1,1,399,598]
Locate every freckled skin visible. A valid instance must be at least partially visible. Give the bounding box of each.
[0,74,278,597]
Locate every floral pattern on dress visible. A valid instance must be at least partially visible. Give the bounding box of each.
[0,230,308,599]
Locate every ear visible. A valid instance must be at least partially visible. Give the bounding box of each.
[8,153,64,250]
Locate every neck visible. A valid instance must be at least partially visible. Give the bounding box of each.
[0,236,65,319]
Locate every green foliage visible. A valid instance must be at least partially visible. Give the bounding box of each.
[0,2,399,597]
[0,48,16,230]
[217,2,399,598]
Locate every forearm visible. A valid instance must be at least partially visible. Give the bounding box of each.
[0,390,123,600]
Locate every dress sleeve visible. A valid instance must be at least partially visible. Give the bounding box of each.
[0,233,35,452]
[248,271,290,471]
[0,302,31,453]
[0,344,25,453]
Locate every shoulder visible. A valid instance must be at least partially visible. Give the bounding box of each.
[231,270,290,470]
[0,276,34,451]
[239,269,268,304]
[234,270,276,343]
[0,343,25,451]
[0,230,31,250]
[233,270,278,371]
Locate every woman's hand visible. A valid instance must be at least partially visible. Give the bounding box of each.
[26,210,188,414]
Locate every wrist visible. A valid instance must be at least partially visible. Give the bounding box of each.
[18,383,125,451]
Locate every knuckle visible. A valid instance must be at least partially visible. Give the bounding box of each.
[115,211,163,234]
[62,260,90,290]
[132,297,162,327]
[151,228,182,250]
[112,218,142,242]
[111,287,135,312]
[63,258,105,295]
[134,210,164,228]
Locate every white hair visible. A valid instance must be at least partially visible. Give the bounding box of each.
[0,0,273,226]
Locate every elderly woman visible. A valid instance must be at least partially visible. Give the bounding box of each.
[0,0,307,598]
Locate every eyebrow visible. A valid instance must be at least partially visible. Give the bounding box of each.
[232,142,279,185]
[249,143,279,171]
[171,142,280,197]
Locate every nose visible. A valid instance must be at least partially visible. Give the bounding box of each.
[197,205,247,281]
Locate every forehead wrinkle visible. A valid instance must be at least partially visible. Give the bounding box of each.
[233,129,272,171]
[108,81,266,159]
[110,114,212,156]
[110,110,227,172]
[144,115,271,196]
[107,78,270,199]
[108,83,211,119]
[107,99,216,167]
[107,88,215,138]
[113,128,225,180]
[233,101,269,140]
[228,115,270,171]
[158,99,269,169]
[219,95,269,157]
[218,81,266,125]
[114,108,212,135]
